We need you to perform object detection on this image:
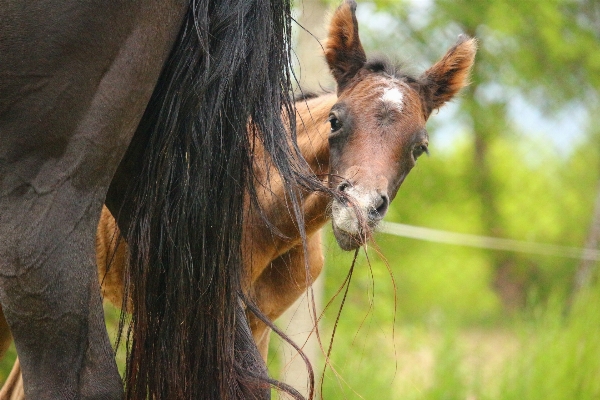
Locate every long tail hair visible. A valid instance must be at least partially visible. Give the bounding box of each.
[109,1,314,398]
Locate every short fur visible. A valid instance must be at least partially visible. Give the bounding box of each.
[324,0,367,93]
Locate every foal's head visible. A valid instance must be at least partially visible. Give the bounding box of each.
[324,0,476,250]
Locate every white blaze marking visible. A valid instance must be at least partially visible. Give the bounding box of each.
[381,87,404,111]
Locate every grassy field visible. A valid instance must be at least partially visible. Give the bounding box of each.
[265,234,600,399]
[264,286,600,400]
[2,251,599,400]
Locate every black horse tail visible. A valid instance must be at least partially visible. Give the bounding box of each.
[107,0,314,398]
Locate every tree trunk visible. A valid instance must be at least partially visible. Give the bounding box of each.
[572,179,600,293]
[277,0,329,397]
[467,95,528,310]
[293,0,333,93]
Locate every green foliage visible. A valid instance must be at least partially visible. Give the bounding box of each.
[483,286,600,400]
[367,0,600,109]
[312,1,600,398]
[0,344,16,384]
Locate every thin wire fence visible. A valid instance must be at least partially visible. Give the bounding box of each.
[379,222,600,261]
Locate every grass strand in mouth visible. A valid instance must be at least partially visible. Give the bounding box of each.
[320,248,360,399]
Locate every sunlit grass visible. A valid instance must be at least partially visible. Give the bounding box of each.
[312,283,600,400]
[482,288,600,400]
[2,267,599,400]
[0,343,16,384]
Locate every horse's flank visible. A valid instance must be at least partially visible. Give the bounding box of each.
[0,2,187,398]
[245,93,336,276]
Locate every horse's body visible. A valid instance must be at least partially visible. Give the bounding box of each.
[0,1,305,399]
[0,4,186,398]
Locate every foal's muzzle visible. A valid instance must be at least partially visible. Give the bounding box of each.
[330,183,390,250]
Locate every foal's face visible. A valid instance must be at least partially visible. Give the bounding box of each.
[328,72,429,250]
[324,0,476,250]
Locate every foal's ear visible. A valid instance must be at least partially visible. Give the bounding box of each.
[420,35,477,115]
[324,0,367,93]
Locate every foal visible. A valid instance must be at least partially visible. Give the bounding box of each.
[242,1,476,358]
[0,0,476,395]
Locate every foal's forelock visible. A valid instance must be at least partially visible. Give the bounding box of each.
[338,74,427,152]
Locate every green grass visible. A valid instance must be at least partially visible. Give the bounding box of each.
[310,283,600,400]
[0,343,16,384]
[3,265,600,400]
[483,288,600,400]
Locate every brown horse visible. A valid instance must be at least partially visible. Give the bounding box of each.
[1,1,476,398]
[245,1,477,358]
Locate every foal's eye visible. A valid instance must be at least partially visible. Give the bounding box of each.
[328,115,342,132]
[413,144,429,160]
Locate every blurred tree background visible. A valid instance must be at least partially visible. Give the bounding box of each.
[1,1,599,399]
[270,0,600,399]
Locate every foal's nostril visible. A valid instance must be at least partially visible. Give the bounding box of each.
[369,194,389,220]
[337,181,351,205]
[337,181,350,192]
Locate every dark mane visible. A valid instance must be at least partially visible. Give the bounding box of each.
[106,1,313,399]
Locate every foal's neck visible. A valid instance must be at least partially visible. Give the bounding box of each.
[295,93,336,178]
[245,93,337,269]
[268,93,336,249]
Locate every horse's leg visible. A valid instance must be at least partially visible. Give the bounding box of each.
[0,195,124,398]
[0,306,12,361]
[0,3,185,398]
[0,358,23,400]
[96,206,129,312]
[0,304,22,400]
[0,206,127,400]
[248,231,324,360]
